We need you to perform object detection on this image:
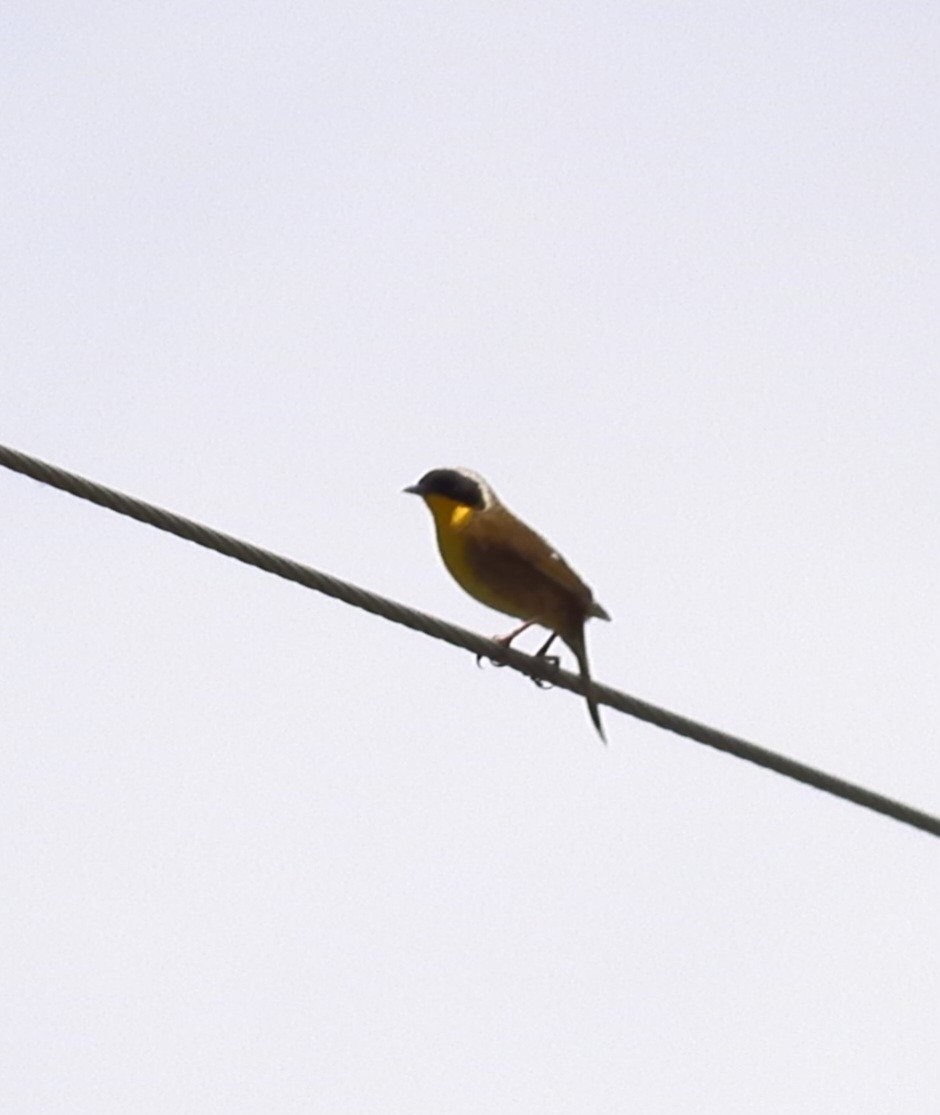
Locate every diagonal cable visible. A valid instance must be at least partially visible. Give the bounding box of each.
[1,441,938,840]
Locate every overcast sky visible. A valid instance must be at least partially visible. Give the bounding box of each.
[2,4,939,1112]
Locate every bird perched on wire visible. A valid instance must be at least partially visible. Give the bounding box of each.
[404,467,610,741]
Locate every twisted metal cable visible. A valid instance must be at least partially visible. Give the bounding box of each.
[2,441,938,839]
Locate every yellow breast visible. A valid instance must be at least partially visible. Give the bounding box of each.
[423,495,522,619]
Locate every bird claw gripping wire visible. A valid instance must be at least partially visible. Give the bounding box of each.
[529,655,560,689]
[475,646,508,670]
[475,632,560,690]
[475,628,521,671]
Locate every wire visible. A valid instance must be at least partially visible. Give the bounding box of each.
[2,440,938,840]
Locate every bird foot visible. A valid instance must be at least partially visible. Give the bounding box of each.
[474,633,561,691]
[530,655,560,689]
[475,632,516,670]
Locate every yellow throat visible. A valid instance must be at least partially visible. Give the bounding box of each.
[424,493,474,532]
[420,492,493,601]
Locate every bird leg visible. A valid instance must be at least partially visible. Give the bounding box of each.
[475,623,561,691]
[493,619,538,648]
[530,631,560,689]
[477,624,537,664]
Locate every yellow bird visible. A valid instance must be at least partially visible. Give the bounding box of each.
[404,468,610,740]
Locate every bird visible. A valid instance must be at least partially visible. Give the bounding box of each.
[404,467,610,740]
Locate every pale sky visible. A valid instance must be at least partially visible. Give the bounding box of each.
[2,4,939,1112]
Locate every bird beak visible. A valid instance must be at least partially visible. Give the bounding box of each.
[402,483,422,495]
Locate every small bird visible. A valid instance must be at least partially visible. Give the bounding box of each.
[404,467,610,740]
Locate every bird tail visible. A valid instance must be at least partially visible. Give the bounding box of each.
[565,624,605,743]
